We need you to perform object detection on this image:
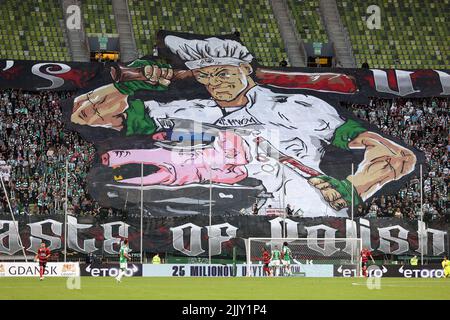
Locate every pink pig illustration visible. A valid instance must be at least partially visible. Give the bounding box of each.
[101,130,250,186]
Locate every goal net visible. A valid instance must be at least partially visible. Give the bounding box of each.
[246,238,362,277]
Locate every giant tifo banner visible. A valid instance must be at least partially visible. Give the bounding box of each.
[0,216,447,258]
[59,30,446,218]
[0,31,449,258]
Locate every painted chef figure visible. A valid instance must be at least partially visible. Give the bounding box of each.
[71,35,416,217]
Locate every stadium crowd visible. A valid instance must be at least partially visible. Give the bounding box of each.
[0,89,100,217]
[0,89,448,221]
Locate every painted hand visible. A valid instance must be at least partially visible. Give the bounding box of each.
[71,84,128,130]
[348,131,417,199]
[143,64,173,87]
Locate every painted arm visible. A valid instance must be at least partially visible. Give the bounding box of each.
[71,83,129,130]
[309,120,416,211]
[71,60,173,132]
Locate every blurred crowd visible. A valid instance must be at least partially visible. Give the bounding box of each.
[344,97,449,221]
[0,89,448,221]
[0,89,100,217]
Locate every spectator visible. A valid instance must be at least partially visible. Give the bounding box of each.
[394,207,403,219]
[252,203,259,215]
[279,58,288,67]
[366,200,379,218]
[285,204,293,216]
[356,204,365,217]
[85,252,94,265]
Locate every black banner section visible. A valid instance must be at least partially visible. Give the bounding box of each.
[1,58,449,99]
[0,60,104,91]
[0,215,447,258]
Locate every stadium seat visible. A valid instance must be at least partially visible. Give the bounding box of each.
[82,0,118,36]
[286,0,328,44]
[337,0,449,69]
[0,0,70,61]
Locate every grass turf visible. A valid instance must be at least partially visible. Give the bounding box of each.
[0,277,449,300]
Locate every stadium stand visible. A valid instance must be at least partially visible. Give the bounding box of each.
[82,0,118,36]
[0,89,447,221]
[286,0,328,43]
[337,0,450,69]
[0,0,71,61]
[0,89,98,217]
[127,0,286,66]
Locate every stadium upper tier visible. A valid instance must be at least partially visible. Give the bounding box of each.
[0,0,70,61]
[82,0,117,36]
[287,0,328,43]
[128,0,287,66]
[337,0,449,69]
[0,0,448,69]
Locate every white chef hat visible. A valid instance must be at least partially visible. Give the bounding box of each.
[164,35,254,70]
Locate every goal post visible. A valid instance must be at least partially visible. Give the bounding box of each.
[246,237,362,277]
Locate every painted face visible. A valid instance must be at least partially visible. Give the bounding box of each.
[193,64,251,102]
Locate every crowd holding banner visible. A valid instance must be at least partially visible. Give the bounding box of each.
[0,31,448,260]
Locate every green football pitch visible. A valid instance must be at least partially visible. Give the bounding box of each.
[0,277,449,300]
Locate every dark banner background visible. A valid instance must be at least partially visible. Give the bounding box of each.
[0,215,447,258]
[1,59,448,102]
[0,60,105,91]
